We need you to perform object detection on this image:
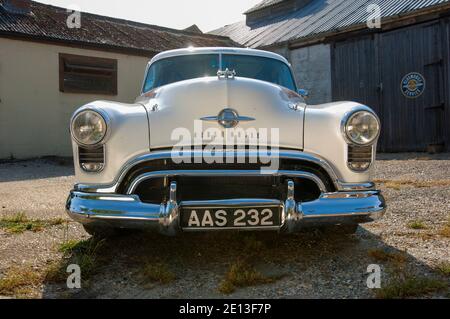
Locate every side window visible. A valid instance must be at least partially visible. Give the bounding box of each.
[59,53,118,95]
[143,66,156,93]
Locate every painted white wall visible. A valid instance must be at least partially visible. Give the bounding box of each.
[289,44,332,105]
[0,37,150,159]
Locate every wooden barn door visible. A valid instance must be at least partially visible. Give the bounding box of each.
[380,21,445,152]
[332,35,381,113]
[332,35,385,149]
[332,21,446,152]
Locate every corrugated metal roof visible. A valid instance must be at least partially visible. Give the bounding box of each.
[0,1,236,56]
[211,0,450,48]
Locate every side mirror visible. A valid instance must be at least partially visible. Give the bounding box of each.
[298,89,309,98]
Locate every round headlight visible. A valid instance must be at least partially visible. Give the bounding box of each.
[71,110,107,146]
[344,111,380,145]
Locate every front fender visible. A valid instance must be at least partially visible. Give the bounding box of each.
[72,101,150,185]
[304,102,378,184]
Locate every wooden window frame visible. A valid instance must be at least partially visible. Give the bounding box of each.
[59,53,118,95]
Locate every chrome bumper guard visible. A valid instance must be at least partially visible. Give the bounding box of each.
[66,180,386,235]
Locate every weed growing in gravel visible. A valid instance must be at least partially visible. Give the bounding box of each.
[46,238,105,284]
[439,217,450,238]
[376,276,447,299]
[50,218,66,226]
[368,249,407,267]
[0,213,66,234]
[375,179,450,190]
[0,213,41,233]
[58,240,84,254]
[218,259,278,295]
[0,266,42,297]
[407,220,427,230]
[142,262,176,285]
[370,247,448,298]
[436,262,450,277]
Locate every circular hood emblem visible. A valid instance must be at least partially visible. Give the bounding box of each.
[218,108,240,128]
[200,109,255,128]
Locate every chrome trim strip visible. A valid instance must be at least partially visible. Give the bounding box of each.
[180,199,283,208]
[75,150,375,193]
[183,226,281,232]
[126,170,327,195]
[335,181,375,191]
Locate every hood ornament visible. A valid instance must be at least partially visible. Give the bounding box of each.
[201,108,255,128]
[217,68,236,79]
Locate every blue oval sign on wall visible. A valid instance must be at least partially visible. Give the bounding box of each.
[401,72,426,99]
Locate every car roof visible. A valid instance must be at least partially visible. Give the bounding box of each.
[149,47,290,65]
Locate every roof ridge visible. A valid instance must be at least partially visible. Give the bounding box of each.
[29,0,230,40]
[244,0,287,14]
[0,0,239,55]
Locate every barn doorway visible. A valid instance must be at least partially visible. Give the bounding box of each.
[332,20,447,152]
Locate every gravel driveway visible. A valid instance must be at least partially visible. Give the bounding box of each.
[0,154,449,299]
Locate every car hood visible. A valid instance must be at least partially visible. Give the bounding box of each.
[139,77,305,150]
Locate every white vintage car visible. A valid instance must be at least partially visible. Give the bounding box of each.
[66,47,386,236]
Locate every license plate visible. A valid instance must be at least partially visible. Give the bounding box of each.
[180,206,281,229]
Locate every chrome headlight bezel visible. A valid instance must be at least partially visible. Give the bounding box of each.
[70,109,109,147]
[342,109,380,146]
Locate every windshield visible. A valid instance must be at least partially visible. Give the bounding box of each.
[222,55,296,91]
[143,54,219,93]
[143,53,297,92]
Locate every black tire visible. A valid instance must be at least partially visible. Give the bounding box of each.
[320,224,359,235]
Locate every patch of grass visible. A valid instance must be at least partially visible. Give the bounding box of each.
[416,233,436,241]
[58,240,84,254]
[0,213,67,234]
[368,249,407,266]
[142,262,176,285]
[375,179,450,190]
[436,262,450,277]
[0,267,42,297]
[439,218,450,238]
[440,226,450,238]
[49,218,66,226]
[45,238,104,284]
[407,220,427,230]
[376,276,447,299]
[218,259,277,295]
[44,262,67,283]
[218,279,236,295]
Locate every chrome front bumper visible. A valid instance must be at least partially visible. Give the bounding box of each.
[66,182,386,235]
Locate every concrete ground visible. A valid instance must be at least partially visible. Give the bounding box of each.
[0,154,449,299]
